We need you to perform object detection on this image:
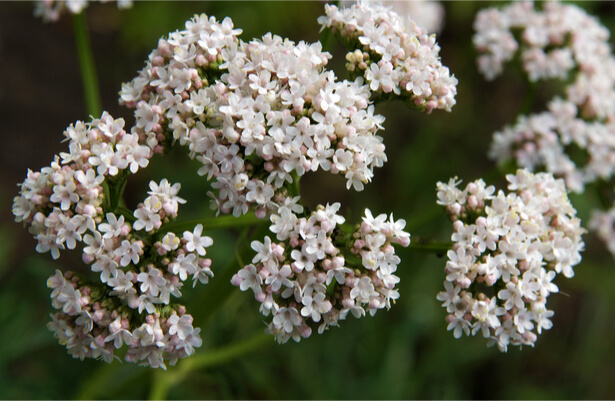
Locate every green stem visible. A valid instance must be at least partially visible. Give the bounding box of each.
[148,332,271,400]
[518,81,537,117]
[408,237,453,254]
[72,12,102,117]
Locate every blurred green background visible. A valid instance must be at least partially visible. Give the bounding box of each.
[1,1,615,399]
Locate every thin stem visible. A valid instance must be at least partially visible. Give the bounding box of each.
[72,12,102,117]
[148,332,271,400]
[408,237,453,254]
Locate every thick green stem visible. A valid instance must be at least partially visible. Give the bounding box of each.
[148,332,271,400]
[72,12,102,117]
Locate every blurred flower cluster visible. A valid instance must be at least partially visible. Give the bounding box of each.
[34,0,132,22]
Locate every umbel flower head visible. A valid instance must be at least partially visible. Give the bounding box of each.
[12,113,214,369]
[435,169,585,351]
[231,203,410,343]
[120,12,389,219]
[318,0,457,113]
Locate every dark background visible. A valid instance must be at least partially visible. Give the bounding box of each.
[1,1,615,399]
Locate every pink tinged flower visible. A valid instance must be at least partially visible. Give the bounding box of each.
[170,253,197,281]
[183,224,213,256]
[115,240,143,267]
[291,249,315,273]
[272,307,302,334]
[350,276,376,304]
[447,316,471,339]
[232,264,263,294]
[498,281,525,310]
[251,236,273,264]
[105,317,133,349]
[108,270,136,295]
[98,213,126,239]
[301,292,332,322]
[168,314,194,340]
[265,264,293,293]
[91,255,119,283]
[137,267,167,297]
[50,178,79,211]
[133,206,161,232]
[176,327,203,356]
[192,265,214,287]
[36,232,63,259]
[445,247,474,282]
[513,308,535,334]
[57,286,82,315]
[56,217,82,250]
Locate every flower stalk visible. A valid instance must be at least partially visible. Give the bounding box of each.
[72,12,102,117]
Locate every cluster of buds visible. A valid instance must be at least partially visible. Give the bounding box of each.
[436,169,585,351]
[231,203,409,343]
[47,270,201,369]
[318,1,457,113]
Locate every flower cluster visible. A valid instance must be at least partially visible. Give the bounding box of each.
[47,270,201,369]
[12,112,150,259]
[231,203,410,343]
[34,0,132,23]
[474,1,612,85]
[489,98,615,194]
[436,169,585,351]
[318,1,457,113]
[475,1,615,257]
[339,0,446,35]
[120,13,391,218]
[12,113,214,368]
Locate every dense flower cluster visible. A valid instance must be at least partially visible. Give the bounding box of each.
[48,270,201,369]
[339,0,445,34]
[34,0,132,22]
[231,203,410,343]
[12,112,150,259]
[12,113,214,367]
[120,13,391,218]
[436,169,585,351]
[318,1,457,113]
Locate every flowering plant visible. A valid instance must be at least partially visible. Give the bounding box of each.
[5,0,615,399]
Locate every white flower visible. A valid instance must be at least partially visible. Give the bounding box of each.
[183,224,213,256]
